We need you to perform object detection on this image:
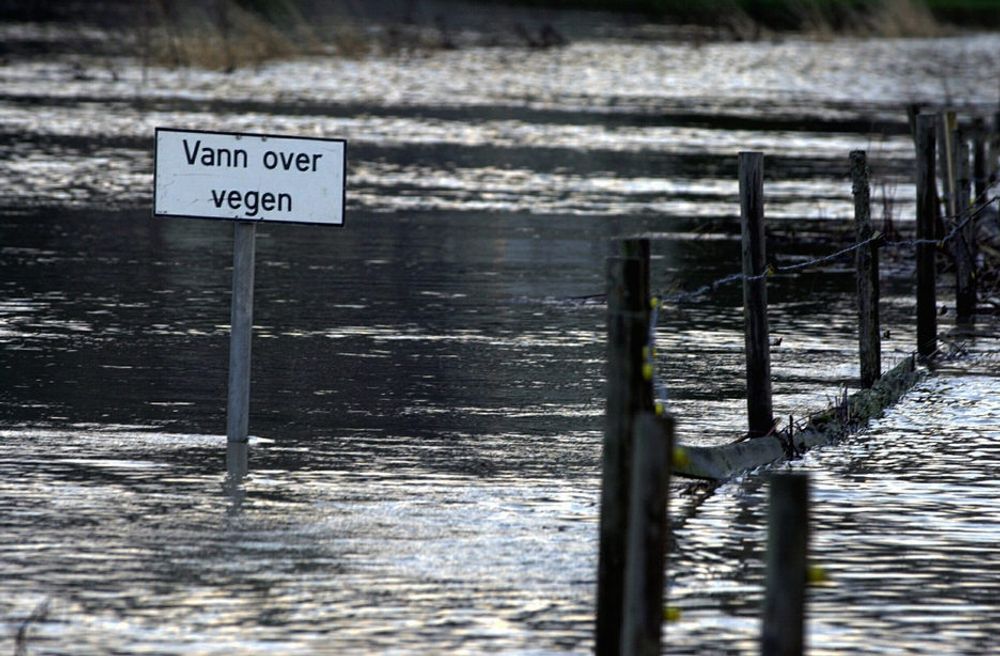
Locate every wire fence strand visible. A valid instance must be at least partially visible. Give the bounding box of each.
[649,187,1000,307]
[643,178,1000,416]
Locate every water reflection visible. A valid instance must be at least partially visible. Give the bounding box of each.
[2,26,999,655]
[7,33,995,216]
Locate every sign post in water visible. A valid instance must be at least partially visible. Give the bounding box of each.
[154,128,347,447]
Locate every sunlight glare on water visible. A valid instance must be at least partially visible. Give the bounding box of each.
[2,21,1000,654]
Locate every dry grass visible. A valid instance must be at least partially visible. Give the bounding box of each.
[786,0,948,39]
[139,0,317,71]
[130,0,958,70]
[861,0,948,37]
[136,1,457,70]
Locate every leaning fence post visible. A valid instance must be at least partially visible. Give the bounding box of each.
[597,238,652,656]
[621,413,674,656]
[955,137,976,323]
[761,473,810,656]
[915,115,938,358]
[850,151,881,388]
[739,152,774,437]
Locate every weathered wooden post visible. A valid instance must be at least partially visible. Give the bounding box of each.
[739,152,774,437]
[621,413,674,656]
[227,221,256,443]
[955,138,976,324]
[851,151,881,388]
[915,115,938,358]
[597,238,652,656]
[972,118,988,308]
[761,473,810,656]
[992,111,1000,185]
[905,103,922,145]
[973,117,987,204]
[937,111,958,232]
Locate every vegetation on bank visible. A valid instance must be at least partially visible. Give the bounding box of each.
[512,0,1000,28]
[2,0,997,70]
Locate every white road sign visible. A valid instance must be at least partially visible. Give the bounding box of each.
[154,128,346,225]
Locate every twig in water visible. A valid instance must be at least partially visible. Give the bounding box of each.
[14,599,49,656]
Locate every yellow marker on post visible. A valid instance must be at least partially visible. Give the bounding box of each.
[672,446,689,470]
[808,564,829,585]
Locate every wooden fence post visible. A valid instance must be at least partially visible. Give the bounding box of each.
[851,151,881,388]
[915,115,938,358]
[761,473,810,656]
[739,152,774,437]
[937,111,958,237]
[905,103,922,145]
[621,413,674,656]
[227,221,256,443]
[992,111,1000,185]
[973,118,987,204]
[955,137,976,323]
[597,238,652,656]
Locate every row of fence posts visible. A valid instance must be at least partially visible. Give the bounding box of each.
[596,110,1000,655]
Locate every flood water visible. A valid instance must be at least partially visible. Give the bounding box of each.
[2,23,1000,654]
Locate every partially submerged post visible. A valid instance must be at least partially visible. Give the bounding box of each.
[992,112,1000,185]
[153,127,347,466]
[761,473,810,656]
[973,117,987,204]
[915,115,938,358]
[621,413,673,656]
[739,152,774,437]
[597,238,652,656]
[905,103,922,145]
[850,151,881,388]
[226,441,249,481]
[954,137,976,323]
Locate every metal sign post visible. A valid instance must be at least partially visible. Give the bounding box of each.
[227,221,256,443]
[153,127,347,450]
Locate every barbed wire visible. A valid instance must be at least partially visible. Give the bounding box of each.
[643,179,1000,416]
[566,182,1000,308]
[885,183,999,249]
[651,186,1000,306]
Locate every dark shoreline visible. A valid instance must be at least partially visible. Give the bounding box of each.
[3,0,998,30]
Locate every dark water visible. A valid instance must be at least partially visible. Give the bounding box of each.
[2,26,1000,654]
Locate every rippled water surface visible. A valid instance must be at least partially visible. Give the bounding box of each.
[2,23,1000,654]
[670,339,1000,655]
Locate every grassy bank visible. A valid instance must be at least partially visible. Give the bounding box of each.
[4,0,997,71]
[512,0,1000,30]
